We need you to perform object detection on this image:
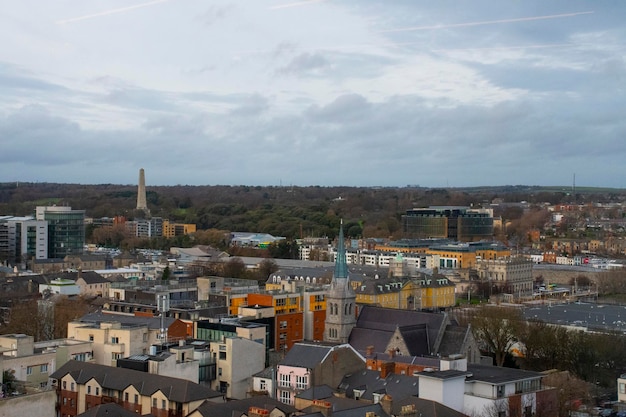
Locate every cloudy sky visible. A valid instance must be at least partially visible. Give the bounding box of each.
[1,1,624,188]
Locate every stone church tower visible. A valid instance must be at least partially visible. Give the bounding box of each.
[324,221,356,343]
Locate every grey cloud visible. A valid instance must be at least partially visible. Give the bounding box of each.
[229,94,270,117]
[306,94,371,124]
[277,52,330,75]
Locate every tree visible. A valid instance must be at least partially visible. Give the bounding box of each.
[569,275,591,290]
[542,371,592,417]
[516,320,569,371]
[257,259,278,281]
[1,296,89,341]
[470,305,523,366]
[223,257,246,278]
[52,296,90,339]
[161,266,171,281]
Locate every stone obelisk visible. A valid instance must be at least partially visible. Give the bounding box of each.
[136,168,149,215]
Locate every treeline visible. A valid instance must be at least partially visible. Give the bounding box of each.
[1,182,624,244]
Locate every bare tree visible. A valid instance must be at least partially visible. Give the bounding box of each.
[223,257,246,279]
[470,305,523,367]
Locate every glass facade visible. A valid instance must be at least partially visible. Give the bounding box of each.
[402,207,493,241]
[43,209,85,258]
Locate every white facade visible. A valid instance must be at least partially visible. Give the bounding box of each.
[15,218,48,261]
[209,336,265,400]
[618,374,626,405]
[146,347,199,383]
[419,372,466,413]
[476,257,534,295]
[39,278,81,296]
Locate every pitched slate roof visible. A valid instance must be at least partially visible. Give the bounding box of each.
[76,403,148,417]
[50,360,222,403]
[338,370,419,402]
[349,328,393,354]
[295,384,336,400]
[192,395,297,417]
[437,325,470,357]
[391,397,469,417]
[350,306,448,355]
[397,324,431,356]
[279,343,337,369]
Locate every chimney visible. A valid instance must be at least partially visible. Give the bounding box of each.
[380,361,394,378]
[380,394,393,416]
[366,345,375,357]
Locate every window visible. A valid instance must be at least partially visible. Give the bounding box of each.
[125,393,129,402]
[153,398,157,408]
[112,353,122,360]
[279,320,288,329]
[96,387,99,396]
[218,367,222,376]
[62,381,67,389]
[620,383,626,394]
[279,390,292,405]
[40,364,48,373]
[260,380,267,391]
[27,366,33,375]
[71,383,75,391]
[162,399,166,410]
[296,375,308,390]
[89,334,94,342]
[135,394,139,404]
[111,337,119,344]
[219,351,226,360]
[279,373,291,387]
[276,298,286,307]
[87,386,92,394]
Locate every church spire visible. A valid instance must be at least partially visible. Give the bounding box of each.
[334,219,348,279]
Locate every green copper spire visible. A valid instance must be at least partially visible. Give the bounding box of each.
[334,220,349,279]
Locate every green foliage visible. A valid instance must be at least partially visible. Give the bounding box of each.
[161,266,171,281]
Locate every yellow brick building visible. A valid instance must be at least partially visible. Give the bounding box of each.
[355,275,456,310]
[162,220,196,237]
[426,242,510,269]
